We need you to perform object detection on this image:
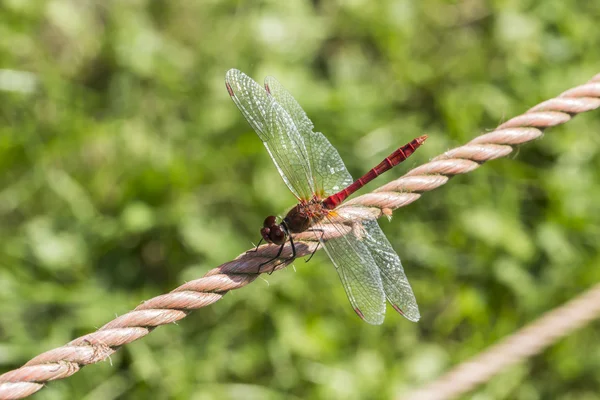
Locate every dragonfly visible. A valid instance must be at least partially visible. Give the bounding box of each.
[225,68,426,325]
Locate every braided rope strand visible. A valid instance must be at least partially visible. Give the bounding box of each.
[0,74,599,400]
[403,283,600,400]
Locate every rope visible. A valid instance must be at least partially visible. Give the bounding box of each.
[403,283,600,400]
[0,74,599,400]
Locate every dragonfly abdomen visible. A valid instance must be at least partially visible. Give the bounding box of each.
[323,135,427,209]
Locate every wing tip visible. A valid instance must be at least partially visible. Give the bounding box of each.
[392,304,420,322]
[225,81,235,97]
[225,69,242,97]
[225,68,235,82]
[354,307,384,325]
[225,68,240,77]
[354,307,365,319]
[264,75,283,96]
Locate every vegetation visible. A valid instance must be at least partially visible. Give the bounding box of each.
[1,1,600,399]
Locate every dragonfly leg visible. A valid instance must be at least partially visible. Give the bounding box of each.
[247,237,264,253]
[255,234,298,275]
[256,239,290,274]
[257,241,284,274]
[304,228,324,263]
[267,235,298,275]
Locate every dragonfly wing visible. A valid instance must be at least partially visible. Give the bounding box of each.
[267,103,316,200]
[362,219,420,322]
[226,69,314,200]
[264,76,314,142]
[226,69,274,138]
[264,76,353,196]
[306,131,354,196]
[316,218,386,325]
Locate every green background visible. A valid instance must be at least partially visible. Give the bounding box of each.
[1,1,600,399]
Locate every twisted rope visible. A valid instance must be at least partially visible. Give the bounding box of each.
[403,282,600,400]
[1,74,599,400]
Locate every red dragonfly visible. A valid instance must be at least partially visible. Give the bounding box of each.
[225,69,426,324]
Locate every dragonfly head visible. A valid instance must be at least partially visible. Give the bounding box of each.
[261,215,287,245]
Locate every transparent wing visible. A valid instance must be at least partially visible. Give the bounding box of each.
[361,220,420,322]
[315,217,386,325]
[267,103,316,200]
[226,69,314,200]
[264,76,353,196]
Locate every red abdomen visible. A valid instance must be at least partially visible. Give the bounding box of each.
[323,135,427,209]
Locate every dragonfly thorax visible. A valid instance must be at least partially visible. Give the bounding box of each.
[285,200,328,233]
[261,200,328,245]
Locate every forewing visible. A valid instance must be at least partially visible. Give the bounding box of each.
[226,69,273,137]
[316,218,386,325]
[226,69,314,199]
[264,76,353,196]
[264,75,314,142]
[362,219,420,322]
[267,103,315,200]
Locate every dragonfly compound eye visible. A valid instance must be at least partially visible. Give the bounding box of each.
[260,227,272,243]
[263,215,277,228]
[269,225,286,245]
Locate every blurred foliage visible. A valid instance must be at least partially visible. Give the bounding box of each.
[1,0,600,399]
